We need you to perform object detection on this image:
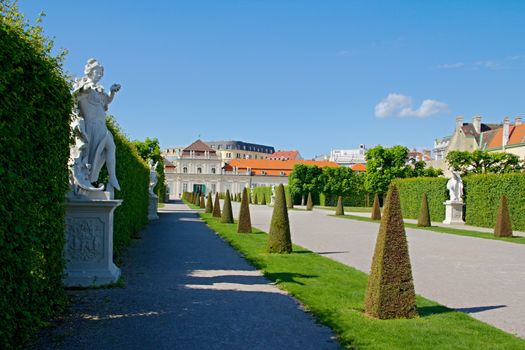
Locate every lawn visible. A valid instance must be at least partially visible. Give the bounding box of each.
[200,212,525,349]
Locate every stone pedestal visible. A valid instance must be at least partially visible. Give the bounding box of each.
[443,200,464,225]
[148,194,159,220]
[64,198,122,287]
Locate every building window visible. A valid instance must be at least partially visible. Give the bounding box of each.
[211,184,216,193]
[280,171,285,176]
[183,183,188,192]
[226,153,232,158]
[261,170,267,175]
[183,167,188,173]
[226,145,231,150]
[236,153,241,158]
[197,167,202,174]
[211,168,216,174]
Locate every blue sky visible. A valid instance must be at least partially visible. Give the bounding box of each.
[19,1,525,158]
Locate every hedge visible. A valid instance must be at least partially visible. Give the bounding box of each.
[394,178,448,222]
[0,17,72,347]
[320,192,371,207]
[253,186,272,204]
[464,174,525,231]
[100,118,149,256]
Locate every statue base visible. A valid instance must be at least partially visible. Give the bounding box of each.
[148,194,159,220]
[443,200,464,225]
[64,196,122,287]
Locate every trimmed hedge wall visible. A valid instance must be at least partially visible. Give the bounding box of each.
[394,178,448,222]
[0,20,72,347]
[320,192,371,207]
[464,174,525,231]
[253,186,272,204]
[101,118,149,256]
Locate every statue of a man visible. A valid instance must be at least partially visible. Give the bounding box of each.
[71,58,121,192]
[148,160,159,196]
[446,171,464,201]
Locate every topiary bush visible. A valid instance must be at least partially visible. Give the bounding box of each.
[306,192,313,210]
[199,194,205,208]
[417,192,431,227]
[253,186,272,205]
[335,195,344,216]
[267,184,292,253]
[237,188,252,233]
[364,184,417,319]
[221,190,234,223]
[371,193,382,220]
[261,193,267,205]
[394,177,448,222]
[494,195,512,237]
[213,193,221,217]
[205,193,213,213]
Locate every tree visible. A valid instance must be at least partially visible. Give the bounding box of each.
[494,195,512,237]
[133,137,166,200]
[289,164,324,205]
[221,190,234,223]
[205,193,213,213]
[364,184,417,319]
[237,188,252,233]
[306,192,313,210]
[267,184,292,253]
[446,150,523,176]
[321,166,356,204]
[417,193,431,227]
[371,193,381,220]
[335,195,344,216]
[212,193,221,218]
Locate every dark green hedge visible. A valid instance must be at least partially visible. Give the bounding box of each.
[394,178,448,222]
[464,174,525,230]
[100,118,149,256]
[320,192,371,207]
[253,186,272,204]
[0,21,72,347]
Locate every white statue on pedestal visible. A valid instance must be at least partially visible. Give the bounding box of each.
[270,185,276,205]
[446,171,463,202]
[69,58,121,198]
[443,171,465,224]
[148,160,159,196]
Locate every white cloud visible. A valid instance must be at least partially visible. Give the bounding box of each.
[374,93,448,118]
[437,62,464,69]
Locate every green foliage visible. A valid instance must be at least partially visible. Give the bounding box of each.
[464,174,525,231]
[306,192,314,210]
[494,195,512,237]
[199,194,205,208]
[267,185,292,253]
[335,196,344,216]
[132,137,166,202]
[289,164,324,199]
[212,193,221,217]
[101,118,149,256]
[253,186,271,205]
[446,150,523,176]
[364,184,417,319]
[417,193,431,227]
[321,166,357,197]
[394,177,448,222]
[252,192,258,205]
[205,193,213,213]
[221,190,234,223]
[237,188,252,233]
[0,3,72,346]
[261,192,267,205]
[371,193,382,220]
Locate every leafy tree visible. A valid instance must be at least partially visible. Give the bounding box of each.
[132,137,166,200]
[321,166,356,198]
[289,164,323,204]
[446,150,523,176]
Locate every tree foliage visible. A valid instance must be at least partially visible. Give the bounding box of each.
[132,137,166,201]
[289,164,324,199]
[446,150,523,176]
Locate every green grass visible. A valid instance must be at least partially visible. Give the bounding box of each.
[158,202,165,208]
[182,199,202,210]
[199,212,525,349]
[318,206,373,213]
[334,214,525,245]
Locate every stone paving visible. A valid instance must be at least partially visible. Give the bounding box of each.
[31,202,338,350]
[228,201,525,339]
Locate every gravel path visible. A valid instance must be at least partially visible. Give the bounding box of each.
[32,201,338,350]
[228,201,525,339]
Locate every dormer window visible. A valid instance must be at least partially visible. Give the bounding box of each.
[261,170,267,175]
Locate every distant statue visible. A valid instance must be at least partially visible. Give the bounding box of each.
[447,171,463,201]
[148,160,159,196]
[69,58,121,196]
[270,185,276,205]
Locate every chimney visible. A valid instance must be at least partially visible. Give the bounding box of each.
[472,115,481,133]
[503,117,510,149]
[515,116,522,126]
[455,116,464,131]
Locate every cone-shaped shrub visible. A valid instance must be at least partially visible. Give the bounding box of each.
[287,191,294,209]
[248,192,252,204]
[199,194,205,208]
[306,192,313,210]
[205,194,213,213]
[371,193,381,220]
[267,184,292,253]
[364,184,417,319]
[221,190,234,223]
[335,195,344,216]
[417,193,431,227]
[237,188,252,233]
[253,192,258,204]
[261,193,267,205]
[212,193,221,217]
[494,195,512,237]
[194,193,200,206]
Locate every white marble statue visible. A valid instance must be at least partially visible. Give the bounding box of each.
[270,185,276,205]
[69,58,121,196]
[446,171,464,202]
[148,160,159,196]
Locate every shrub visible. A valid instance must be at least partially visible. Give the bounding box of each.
[371,193,381,220]
[287,188,294,209]
[213,193,221,218]
[237,188,252,233]
[306,192,313,210]
[253,192,258,204]
[261,193,267,205]
[253,186,272,204]
[417,193,431,227]
[267,184,292,253]
[335,195,344,216]
[494,195,512,237]
[221,190,234,223]
[364,184,417,319]
[199,194,205,208]
[394,177,448,222]
[205,194,213,213]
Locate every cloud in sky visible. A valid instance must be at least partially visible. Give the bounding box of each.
[375,93,448,118]
[437,62,465,69]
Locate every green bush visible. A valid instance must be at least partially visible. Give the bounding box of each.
[494,195,512,237]
[213,193,221,217]
[267,184,292,253]
[237,188,252,233]
[417,192,431,227]
[0,6,72,346]
[253,186,272,204]
[464,173,525,230]
[221,190,234,223]
[371,193,382,220]
[335,195,344,215]
[394,177,448,222]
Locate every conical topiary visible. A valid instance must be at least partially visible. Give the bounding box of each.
[194,193,200,206]
[364,183,417,319]
[253,192,258,205]
[221,189,234,223]
[267,184,292,253]
[335,195,344,216]
[199,194,205,208]
[371,193,381,220]
[417,193,431,227]
[205,193,213,213]
[261,193,267,205]
[237,188,252,233]
[248,192,252,204]
[306,192,313,210]
[287,191,294,209]
[494,195,512,237]
[212,193,221,217]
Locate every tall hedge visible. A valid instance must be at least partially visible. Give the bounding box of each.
[394,177,448,222]
[253,186,272,204]
[464,174,525,231]
[0,8,73,347]
[101,118,149,256]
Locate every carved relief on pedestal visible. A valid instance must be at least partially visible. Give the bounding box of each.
[65,217,105,262]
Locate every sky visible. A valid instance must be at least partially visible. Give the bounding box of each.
[19,1,525,159]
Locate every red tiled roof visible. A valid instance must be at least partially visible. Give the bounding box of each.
[267,150,301,160]
[183,139,214,152]
[224,159,338,176]
[487,124,525,148]
[350,163,366,172]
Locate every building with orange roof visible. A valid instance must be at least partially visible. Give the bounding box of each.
[350,163,366,172]
[266,150,302,160]
[481,117,525,158]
